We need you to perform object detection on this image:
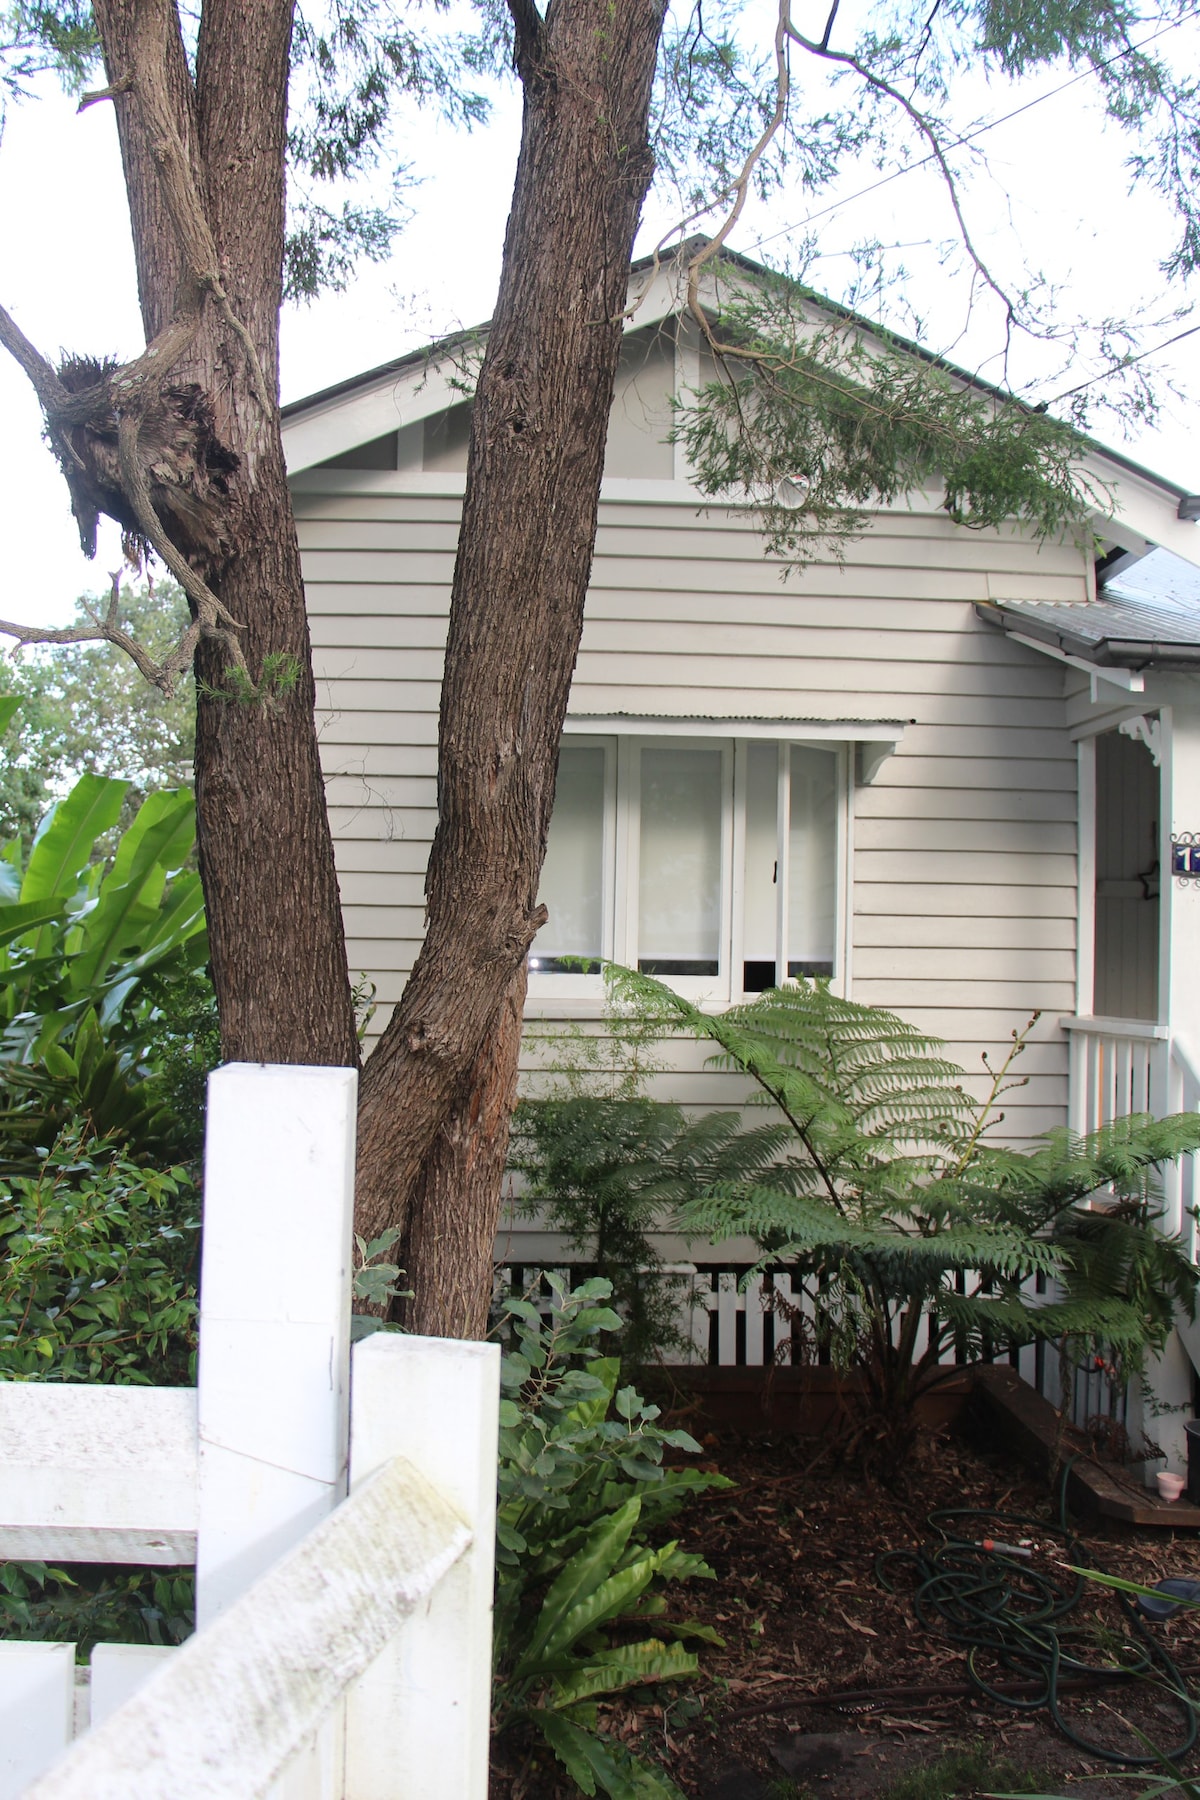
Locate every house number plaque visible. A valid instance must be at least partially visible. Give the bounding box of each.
[1172,833,1200,885]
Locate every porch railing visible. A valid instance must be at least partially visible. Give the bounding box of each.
[1063,1015,1200,1253]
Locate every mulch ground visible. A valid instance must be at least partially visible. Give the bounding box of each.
[491,1412,1200,1800]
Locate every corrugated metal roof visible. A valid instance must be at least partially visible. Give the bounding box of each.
[981,556,1200,666]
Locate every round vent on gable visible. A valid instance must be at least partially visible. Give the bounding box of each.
[775,476,811,509]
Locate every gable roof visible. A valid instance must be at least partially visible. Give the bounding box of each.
[281,238,1200,567]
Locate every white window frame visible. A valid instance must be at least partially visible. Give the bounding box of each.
[526,734,616,1001]
[530,721,858,1009]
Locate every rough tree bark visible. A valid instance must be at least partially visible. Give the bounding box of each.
[355,0,668,1335]
[54,0,359,1070]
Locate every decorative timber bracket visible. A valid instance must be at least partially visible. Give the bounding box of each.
[1120,713,1164,768]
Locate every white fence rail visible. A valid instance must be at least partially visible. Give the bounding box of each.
[0,1064,499,1800]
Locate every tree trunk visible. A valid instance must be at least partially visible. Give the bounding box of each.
[401,965,527,1339]
[91,0,359,1070]
[355,0,667,1326]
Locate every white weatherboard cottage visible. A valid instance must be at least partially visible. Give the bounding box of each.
[282,244,1200,1446]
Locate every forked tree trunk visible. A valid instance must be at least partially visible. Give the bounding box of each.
[355,0,668,1332]
[21,0,666,1341]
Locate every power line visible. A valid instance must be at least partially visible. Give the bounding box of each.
[747,12,1200,256]
[1045,320,1200,404]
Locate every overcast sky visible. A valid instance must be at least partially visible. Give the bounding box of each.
[3,7,1200,632]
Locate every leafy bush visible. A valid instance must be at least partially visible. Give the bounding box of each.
[0,1131,199,1384]
[0,765,210,1170]
[512,1094,784,1369]
[0,1562,194,1658]
[493,1275,729,1799]
[0,580,195,854]
[592,970,1200,1467]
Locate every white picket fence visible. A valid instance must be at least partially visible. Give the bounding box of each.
[496,1262,1042,1388]
[0,1064,499,1800]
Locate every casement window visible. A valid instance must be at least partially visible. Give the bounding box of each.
[529,730,849,1004]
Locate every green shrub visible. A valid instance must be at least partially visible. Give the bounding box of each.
[0,1131,199,1384]
[0,768,211,1171]
[514,1007,785,1371]
[0,1563,194,1658]
[493,1274,730,1799]
[511,1093,785,1369]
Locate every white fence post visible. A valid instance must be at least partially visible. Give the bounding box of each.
[0,1648,74,1796]
[343,1333,500,1800]
[195,1063,357,1629]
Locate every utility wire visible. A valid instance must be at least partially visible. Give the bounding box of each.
[747,11,1200,255]
[1045,320,1200,403]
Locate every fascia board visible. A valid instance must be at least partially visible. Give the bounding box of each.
[1078,449,1200,569]
[282,358,472,474]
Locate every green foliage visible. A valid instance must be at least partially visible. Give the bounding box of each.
[493,1276,729,1800]
[0,0,98,108]
[598,969,1200,1464]
[0,759,210,1171]
[512,1092,784,1371]
[195,651,302,708]
[0,1130,198,1384]
[0,1561,193,1657]
[0,581,194,854]
[351,1225,411,1312]
[133,966,220,1161]
[673,275,1101,567]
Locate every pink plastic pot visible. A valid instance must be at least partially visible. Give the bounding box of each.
[1157,1470,1186,1502]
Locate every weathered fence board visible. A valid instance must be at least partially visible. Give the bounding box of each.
[0,1064,500,1800]
[0,1387,197,1565]
[196,1063,357,1628]
[21,1454,470,1800]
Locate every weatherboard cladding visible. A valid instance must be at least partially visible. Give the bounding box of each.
[296,480,1083,1143]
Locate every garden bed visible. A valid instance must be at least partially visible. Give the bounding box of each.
[491,1416,1200,1800]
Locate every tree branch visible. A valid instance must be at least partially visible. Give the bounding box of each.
[128,0,273,414]
[685,0,791,322]
[0,304,70,417]
[506,0,545,77]
[77,72,133,112]
[116,411,247,667]
[0,571,198,695]
[783,8,1021,353]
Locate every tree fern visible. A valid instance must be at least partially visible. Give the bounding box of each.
[591,969,1200,1465]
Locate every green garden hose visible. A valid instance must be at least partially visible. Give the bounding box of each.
[875,1470,1197,1766]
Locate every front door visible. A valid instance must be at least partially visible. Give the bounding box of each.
[1093,728,1160,1021]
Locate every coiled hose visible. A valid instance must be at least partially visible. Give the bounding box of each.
[875,1469,1198,1766]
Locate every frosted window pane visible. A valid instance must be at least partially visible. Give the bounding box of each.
[531,747,605,971]
[788,747,837,974]
[638,747,722,974]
